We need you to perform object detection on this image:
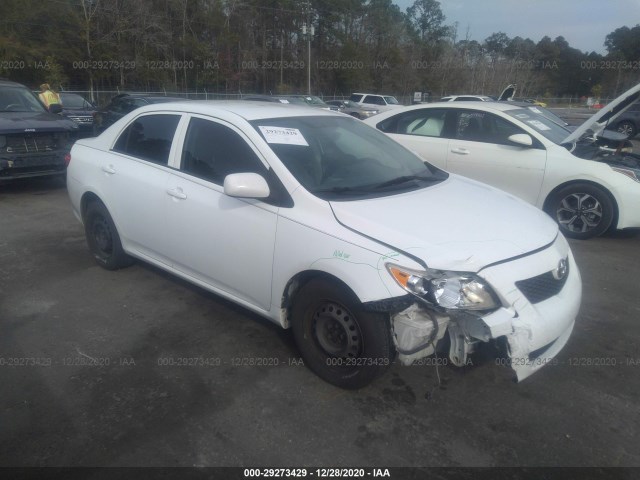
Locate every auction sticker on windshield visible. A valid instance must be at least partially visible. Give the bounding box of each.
[259,126,309,146]
[526,119,551,131]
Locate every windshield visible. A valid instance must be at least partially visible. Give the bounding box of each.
[0,86,47,113]
[505,107,572,144]
[384,96,399,105]
[251,116,447,200]
[60,93,88,108]
[300,96,328,106]
[280,97,307,105]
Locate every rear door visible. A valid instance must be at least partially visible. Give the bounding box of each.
[446,109,547,204]
[102,112,183,264]
[376,108,450,169]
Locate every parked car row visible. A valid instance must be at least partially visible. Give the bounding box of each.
[9,79,640,390]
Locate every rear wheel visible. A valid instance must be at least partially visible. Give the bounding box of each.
[291,279,395,389]
[84,201,134,270]
[545,183,614,239]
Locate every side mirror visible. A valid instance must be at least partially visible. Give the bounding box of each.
[223,172,270,199]
[508,133,533,147]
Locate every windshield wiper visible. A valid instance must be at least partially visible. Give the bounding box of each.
[373,174,435,189]
[312,186,374,195]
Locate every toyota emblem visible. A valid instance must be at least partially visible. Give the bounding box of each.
[553,258,568,280]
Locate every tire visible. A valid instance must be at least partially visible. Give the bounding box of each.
[84,201,134,270]
[615,120,636,139]
[291,279,395,389]
[545,183,615,240]
[350,112,362,120]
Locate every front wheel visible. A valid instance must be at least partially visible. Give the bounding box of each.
[616,120,636,139]
[84,201,134,270]
[545,183,615,239]
[291,279,395,389]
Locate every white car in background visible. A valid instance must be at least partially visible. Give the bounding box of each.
[349,93,402,113]
[365,83,640,239]
[440,95,495,102]
[67,101,580,388]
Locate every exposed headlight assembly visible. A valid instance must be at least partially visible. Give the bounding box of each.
[386,263,499,311]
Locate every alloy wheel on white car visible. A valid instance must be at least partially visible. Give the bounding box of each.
[616,120,636,139]
[547,183,615,239]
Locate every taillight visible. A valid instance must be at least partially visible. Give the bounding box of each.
[64,153,71,166]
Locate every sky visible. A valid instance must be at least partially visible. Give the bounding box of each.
[394,0,640,54]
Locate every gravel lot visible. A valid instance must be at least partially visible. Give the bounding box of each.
[1,165,639,468]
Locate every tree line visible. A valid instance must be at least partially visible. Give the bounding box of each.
[0,0,638,102]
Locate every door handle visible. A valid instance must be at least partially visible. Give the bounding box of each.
[167,187,187,200]
[101,165,116,174]
[450,147,469,155]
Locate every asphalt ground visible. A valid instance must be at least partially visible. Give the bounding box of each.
[1,143,639,470]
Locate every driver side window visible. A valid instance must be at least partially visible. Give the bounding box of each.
[455,111,526,145]
[180,117,268,185]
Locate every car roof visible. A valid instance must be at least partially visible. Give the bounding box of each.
[441,95,493,100]
[145,96,187,103]
[0,80,31,89]
[113,93,186,101]
[129,100,341,121]
[392,101,524,113]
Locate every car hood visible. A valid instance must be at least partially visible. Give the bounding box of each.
[330,176,558,272]
[498,84,517,101]
[563,82,640,144]
[0,111,78,133]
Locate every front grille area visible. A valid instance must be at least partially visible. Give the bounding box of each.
[515,261,569,304]
[3,133,61,155]
[68,115,93,124]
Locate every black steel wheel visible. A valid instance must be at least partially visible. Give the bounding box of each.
[546,183,615,239]
[84,201,134,270]
[291,279,395,389]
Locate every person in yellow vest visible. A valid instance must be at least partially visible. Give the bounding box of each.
[39,83,62,113]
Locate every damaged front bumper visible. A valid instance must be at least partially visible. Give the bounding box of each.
[389,237,581,381]
[0,152,67,180]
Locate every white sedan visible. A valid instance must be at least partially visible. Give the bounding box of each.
[67,101,580,388]
[365,84,640,239]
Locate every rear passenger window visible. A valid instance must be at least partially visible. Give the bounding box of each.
[180,117,267,185]
[113,114,180,165]
[385,109,447,137]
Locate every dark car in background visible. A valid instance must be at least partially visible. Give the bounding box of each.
[242,94,338,110]
[285,95,339,111]
[242,94,308,105]
[93,93,187,134]
[0,80,78,181]
[325,99,380,119]
[60,92,97,138]
[606,101,640,138]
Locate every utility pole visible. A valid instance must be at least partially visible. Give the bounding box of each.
[301,1,314,95]
[302,24,314,94]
